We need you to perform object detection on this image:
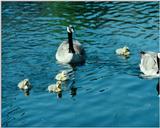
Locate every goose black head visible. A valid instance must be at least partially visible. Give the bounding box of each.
[140,51,145,55]
[67,25,74,33]
[140,51,146,58]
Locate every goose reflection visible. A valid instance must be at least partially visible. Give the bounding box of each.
[55,81,77,98]
[156,80,159,96]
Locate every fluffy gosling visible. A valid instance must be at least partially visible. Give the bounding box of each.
[55,71,69,81]
[48,81,62,93]
[116,46,130,57]
[18,79,31,90]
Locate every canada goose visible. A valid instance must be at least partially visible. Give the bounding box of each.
[139,51,160,76]
[116,46,130,56]
[55,25,85,64]
[18,79,31,90]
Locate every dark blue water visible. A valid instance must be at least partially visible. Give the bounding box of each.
[2,2,159,127]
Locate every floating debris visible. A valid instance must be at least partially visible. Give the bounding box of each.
[18,79,31,91]
[55,70,69,81]
[116,46,130,57]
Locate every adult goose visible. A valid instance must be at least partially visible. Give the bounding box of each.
[139,51,160,77]
[56,25,85,64]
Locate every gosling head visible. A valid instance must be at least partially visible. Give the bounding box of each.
[61,71,67,76]
[67,25,74,33]
[18,79,31,90]
[24,79,30,85]
[23,79,31,89]
[56,81,62,88]
[123,46,129,52]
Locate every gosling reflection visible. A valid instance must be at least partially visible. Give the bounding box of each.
[57,91,62,98]
[70,86,77,97]
[55,86,77,98]
[24,90,30,96]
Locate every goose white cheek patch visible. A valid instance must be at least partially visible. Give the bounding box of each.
[67,27,70,33]
[158,53,160,58]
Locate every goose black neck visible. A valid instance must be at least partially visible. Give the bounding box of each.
[157,55,159,73]
[68,32,75,53]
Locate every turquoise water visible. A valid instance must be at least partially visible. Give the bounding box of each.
[2,2,159,127]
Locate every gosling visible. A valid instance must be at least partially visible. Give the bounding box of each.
[18,79,31,90]
[48,81,62,93]
[116,46,130,57]
[55,71,69,81]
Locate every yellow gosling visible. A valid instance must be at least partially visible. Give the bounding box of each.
[48,81,62,93]
[18,79,31,90]
[55,71,69,81]
[116,46,130,56]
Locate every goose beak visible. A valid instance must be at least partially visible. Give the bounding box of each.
[140,51,145,55]
[140,51,145,57]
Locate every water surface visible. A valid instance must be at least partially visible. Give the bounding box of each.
[2,2,159,127]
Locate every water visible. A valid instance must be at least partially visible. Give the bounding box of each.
[2,2,159,127]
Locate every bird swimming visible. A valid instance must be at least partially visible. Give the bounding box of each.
[116,46,130,57]
[18,79,31,91]
[55,70,69,81]
[48,81,62,93]
[139,51,160,77]
[55,25,85,64]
